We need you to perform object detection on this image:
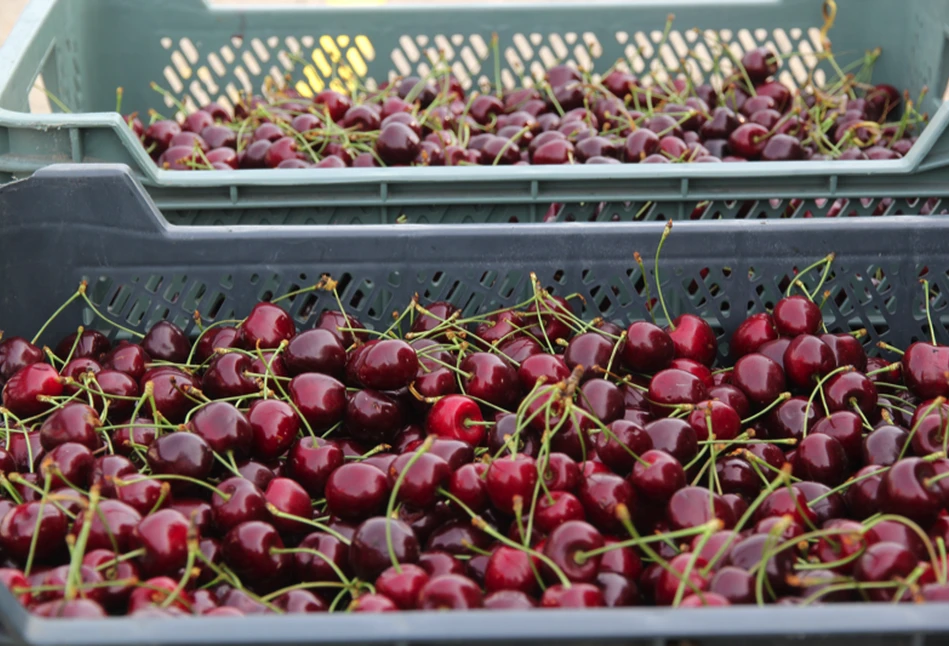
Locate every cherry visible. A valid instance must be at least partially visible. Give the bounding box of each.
[59,358,100,393]
[666,315,717,367]
[727,533,794,596]
[76,499,142,552]
[203,353,258,400]
[42,442,95,489]
[578,473,636,532]
[794,434,848,486]
[708,384,750,418]
[578,378,624,424]
[715,456,760,499]
[146,432,213,491]
[427,438,474,471]
[287,437,343,497]
[350,339,418,391]
[687,400,741,441]
[757,487,816,526]
[195,327,239,363]
[654,552,710,605]
[622,321,674,373]
[643,418,699,465]
[103,342,149,381]
[485,454,537,515]
[288,373,346,430]
[325,463,389,521]
[563,333,615,382]
[170,499,214,536]
[416,574,483,610]
[773,296,821,337]
[517,354,569,391]
[484,590,536,609]
[594,419,652,473]
[669,358,714,388]
[376,123,421,164]
[542,520,603,583]
[741,47,779,83]
[346,389,404,444]
[863,425,910,466]
[880,457,943,522]
[757,338,791,368]
[821,334,868,372]
[238,302,295,350]
[248,398,299,461]
[56,329,110,361]
[0,501,67,564]
[647,369,709,416]
[132,508,190,577]
[189,401,253,457]
[210,476,269,533]
[375,563,429,609]
[295,531,351,582]
[811,411,863,464]
[783,335,836,389]
[853,541,918,601]
[350,516,419,581]
[541,583,605,608]
[461,353,519,409]
[825,371,877,417]
[667,486,735,530]
[222,521,287,588]
[630,449,686,500]
[902,342,949,399]
[81,549,138,610]
[284,330,346,378]
[141,321,189,363]
[0,337,43,381]
[388,451,450,509]
[847,465,887,519]
[709,566,755,604]
[541,452,581,492]
[2,363,63,418]
[732,353,786,405]
[426,395,484,446]
[38,402,101,451]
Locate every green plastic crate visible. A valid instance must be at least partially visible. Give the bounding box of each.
[1,0,948,224]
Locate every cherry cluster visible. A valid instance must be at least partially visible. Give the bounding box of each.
[1,236,948,619]
[127,17,928,172]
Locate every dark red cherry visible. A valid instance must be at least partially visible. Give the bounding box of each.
[325,463,389,521]
[483,546,538,595]
[647,369,709,416]
[794,434,848,486]
[294,531,351,583]
[741,47,779,83]
[417,574,483,610]
[902,342,949,400]
[846,465,886,519]
[76,499,141,552]
[264,477,312,535]
[288,373,346,430]
[2,363,63,418]
[757,338,791,369]
[773,296,821,337]
[687,400,740,441]
[518,354,570,390]
[132,509,190,577]
[103,342,149,381]
[623,322,674,373]
[541,583,604,608]
[285,330,346,378]
[350,516,419,581]
[880,457,943,522]
[346,389,404,445]
[643,418,698,465]
[376,123,421,165]
[222,521,287,587]
[375,563,429,610]
[535,491,585,533]
[42,442,95,489]
[820,333,867,372]
[146,432,213,491]
[732,353,786,405]
[238,302,295,350]
[853,541,918,601]
[0,337,43,381]
[578,379,624,424]
[203,353,258,400]
[425,395,484,446]
[630,449,686,500]
[708,384,750,418]
[666,315,717,367]
[825,371,877,418]
[248,398,299,461]
[594,419,652,473]
[757,487,816,526]
[189,401,252,457]
[485,454,537,516]
[0,501,67,564]
[654,552,710,606]
[863,425,909,466]
[811,411,863,464]
[461,353,520,409]
[39,402,101,451]
[543,520,603,583]
[564,333,615,382]
[387,451,450,509]
[667,486,735,530]
[142,321,189,363]
[715,457,760,499]
[783,335,836,389]
[55,330,110,362]
[195,326,239,363]
[727,533,794,595]
[350,339,418,391]
[287,437,344,497]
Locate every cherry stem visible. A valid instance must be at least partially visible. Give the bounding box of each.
[740,391,792,425]
[30,287,85,346]
[93,548,146,572]
[270,547,353,586]
[265,505,351,545]
[116,474,227,499]
[65,486,100,601]
[672,521,719,607]
[653,221,675,329]
[865,514,939,570]
[808,466,888,506]
[921,279,938,345]
[899,396,946,461]
[802,366,855,437]
[23,472,53,577]
[386,436,434,574]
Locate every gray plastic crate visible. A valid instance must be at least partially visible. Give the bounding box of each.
[1,164,949,643]
[1,0,949,225]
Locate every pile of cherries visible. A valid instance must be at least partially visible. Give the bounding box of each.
[2,247,949,620]
[132,34,927,173]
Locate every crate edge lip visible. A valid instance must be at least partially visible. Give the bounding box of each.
[10,602,949,645]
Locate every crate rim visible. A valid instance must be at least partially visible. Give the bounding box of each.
[2,0,948,192]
